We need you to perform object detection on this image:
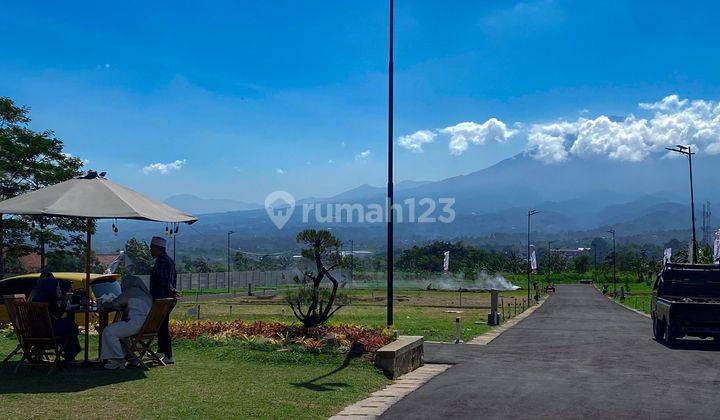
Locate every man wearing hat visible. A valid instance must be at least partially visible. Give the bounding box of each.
[149,236,178,364]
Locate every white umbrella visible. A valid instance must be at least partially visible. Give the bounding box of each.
[0,171,197,361]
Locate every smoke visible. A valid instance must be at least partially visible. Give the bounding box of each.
[429,271,520,291]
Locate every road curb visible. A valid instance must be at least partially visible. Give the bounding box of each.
[329,363,452,419]
[467,297,548,345]
[593,283,651,319]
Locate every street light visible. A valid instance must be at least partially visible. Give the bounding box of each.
[386,0,395,327]
[527,209,540,305]
[608,229,616,295]
[665,144,697,263]
[227,230,235,294]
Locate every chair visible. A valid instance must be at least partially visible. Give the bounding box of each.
[2,294,26,363]
[125,299,175,369]
[12,301,69,374]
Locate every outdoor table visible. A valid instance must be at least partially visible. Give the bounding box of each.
[68,303,113,362]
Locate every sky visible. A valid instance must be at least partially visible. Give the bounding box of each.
[2,0,720,203]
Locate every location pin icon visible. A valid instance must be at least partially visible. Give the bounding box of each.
[264,190,296,230]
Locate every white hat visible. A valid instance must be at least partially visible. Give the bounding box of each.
[151,236,167,248]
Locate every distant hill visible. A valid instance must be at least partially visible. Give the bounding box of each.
[164,194,261,215]
[95,153,717,256]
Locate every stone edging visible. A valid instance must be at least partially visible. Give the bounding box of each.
[467,297,547,345]
[329,364,452,419]
[592,283,651,319]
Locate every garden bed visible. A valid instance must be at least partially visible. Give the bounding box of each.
[170,320,394,353]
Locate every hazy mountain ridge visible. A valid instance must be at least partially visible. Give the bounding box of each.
[95,152,716,255]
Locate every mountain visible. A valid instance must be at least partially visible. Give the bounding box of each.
[94,153,717,256]
[164,194,261,215]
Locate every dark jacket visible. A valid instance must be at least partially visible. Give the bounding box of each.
[150,252,177,299]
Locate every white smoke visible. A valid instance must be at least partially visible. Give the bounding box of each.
[430,271,520,291]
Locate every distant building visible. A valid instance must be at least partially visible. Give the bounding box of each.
[553,247,591,259]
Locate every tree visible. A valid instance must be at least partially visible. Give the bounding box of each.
[286,229,349,328]
[0,97,87,273]
[573,253,590,274]
[124,238,154,275]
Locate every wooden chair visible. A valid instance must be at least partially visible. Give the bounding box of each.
[2,294,26,363]
[125,299,175,369]
[12,301,69,374]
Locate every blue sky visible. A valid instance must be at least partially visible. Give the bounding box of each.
[3,1,720,202]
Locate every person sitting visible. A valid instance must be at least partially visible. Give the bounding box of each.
[28,271,81,362]
[100,275,152,370]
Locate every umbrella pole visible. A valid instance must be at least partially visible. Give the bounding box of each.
[84,218,91,363]
[0,213,4,280]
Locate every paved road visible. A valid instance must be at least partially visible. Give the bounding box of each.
[382,284,720,419]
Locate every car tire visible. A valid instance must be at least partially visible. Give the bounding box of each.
[664,322,676,347]
[653,317,664,342]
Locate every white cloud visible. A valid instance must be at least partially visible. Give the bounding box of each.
[527,95,720,163]
[441,119,516,155]
[276,168,285,175]
[639,94,687,111]
[142,159,186,175]
[328,159,335,164]
[398,130,437,153]
[527,122,575,163]
[355,149,371,160]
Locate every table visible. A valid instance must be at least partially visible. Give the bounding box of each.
[68,304,113,362]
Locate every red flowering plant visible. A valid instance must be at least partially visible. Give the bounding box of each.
[169,320,394,353]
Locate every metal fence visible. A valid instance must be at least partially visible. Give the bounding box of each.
[138,268,348,291]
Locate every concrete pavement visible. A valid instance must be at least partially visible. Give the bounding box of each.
[381,284,720,419]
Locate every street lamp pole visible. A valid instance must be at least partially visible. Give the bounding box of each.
[527,210,540,305]
[666,145,698,263]
[386,0,395,327]
[608,229,616,295]
[227,230,235,294]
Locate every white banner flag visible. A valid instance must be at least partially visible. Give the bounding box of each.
[443,251,450,272]
[530,244,537,272]
[663,248,672,265]
[714,230,720,265]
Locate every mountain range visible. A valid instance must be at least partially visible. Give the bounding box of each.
[94,152,717,257]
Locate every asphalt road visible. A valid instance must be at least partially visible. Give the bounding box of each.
[381,284,720,419]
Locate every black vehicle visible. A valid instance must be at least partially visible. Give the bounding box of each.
[651,263,720,345]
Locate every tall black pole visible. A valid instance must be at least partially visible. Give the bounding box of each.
[688,146,697,263]
[527,213,531,305]
[386,0,395,327]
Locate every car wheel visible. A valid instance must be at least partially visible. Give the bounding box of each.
[664,322,676,346]
[653,317,664,342]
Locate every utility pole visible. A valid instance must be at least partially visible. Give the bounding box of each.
[386,0,394,327]
[227,230,235,294]
[608,229,616,294]
[666,145,697,263]
[350,239,355,283]
[527,210,540,305]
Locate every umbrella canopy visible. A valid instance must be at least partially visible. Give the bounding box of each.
[0,174,197,223]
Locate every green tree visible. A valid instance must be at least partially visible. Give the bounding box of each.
[573,253,590,274]
[124,238,154,275]
[286,229,348,328]
[0,97,87,273]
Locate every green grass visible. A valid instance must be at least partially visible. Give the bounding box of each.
[0,335,390,419]
[175,288,534,342]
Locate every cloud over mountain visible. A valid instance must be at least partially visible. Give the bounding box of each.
[398,95,720,164]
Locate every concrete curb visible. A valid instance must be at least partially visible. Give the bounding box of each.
[329,364,452,419]
[592,283,651,319]
[467,297,548,345]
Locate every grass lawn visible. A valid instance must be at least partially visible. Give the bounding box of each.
[174,289,533,342]
[0,335,390,419]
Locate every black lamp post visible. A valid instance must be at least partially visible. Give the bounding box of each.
[665,144,697,263]
[227,230,235,293]
[608,229,616,295]
[386,0,395,327]
[527,210,540,305]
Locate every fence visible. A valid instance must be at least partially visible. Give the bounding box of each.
[138,268,348,292]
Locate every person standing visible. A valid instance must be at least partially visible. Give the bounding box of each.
[149,236,178,364]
